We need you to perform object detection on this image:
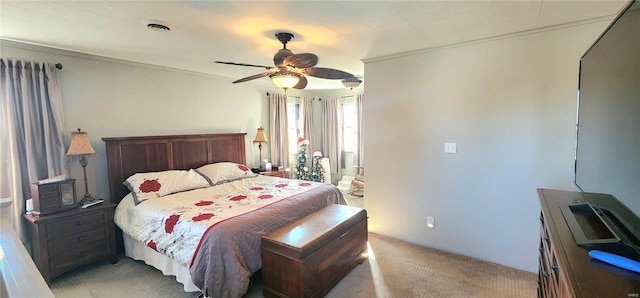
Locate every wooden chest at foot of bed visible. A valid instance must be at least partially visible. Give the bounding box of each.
[261,204,368,298]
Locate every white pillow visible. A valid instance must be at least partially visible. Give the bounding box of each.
[195,162,257,186]
[124,169,210,205]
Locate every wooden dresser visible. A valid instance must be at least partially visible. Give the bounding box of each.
[537,189,640,297]
[24,202,117,284]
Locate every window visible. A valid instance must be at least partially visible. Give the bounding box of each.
[287,102,300,153]
[342,102,356,152]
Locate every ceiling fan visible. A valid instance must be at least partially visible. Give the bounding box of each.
[215,32,356,90]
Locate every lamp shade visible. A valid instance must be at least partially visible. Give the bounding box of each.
[66,129,96,156]
[253,127,268,143]
[270,72,300,90]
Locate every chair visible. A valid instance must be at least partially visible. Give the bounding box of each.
[350,166,364,197]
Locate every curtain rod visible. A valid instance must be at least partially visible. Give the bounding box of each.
[317,95,357,101]
[266,93,315,100]
[266,92,300,98]
[55,63,63,70]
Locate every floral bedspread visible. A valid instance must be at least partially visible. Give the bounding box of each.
[114,175,329,267]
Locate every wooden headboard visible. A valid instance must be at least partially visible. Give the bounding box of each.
[102,133,247,204]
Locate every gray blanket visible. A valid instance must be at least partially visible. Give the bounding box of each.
[189,184,347,298]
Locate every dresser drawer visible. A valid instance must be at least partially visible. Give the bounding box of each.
[45,211,108,238]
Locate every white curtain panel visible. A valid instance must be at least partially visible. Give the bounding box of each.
[300,96,316,167]
[268,92,290,170]
[355,93,364,168]
[322,97,342,174]
[0,58,67,241]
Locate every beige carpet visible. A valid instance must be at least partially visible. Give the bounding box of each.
[50,195,536,297]
[325,234,536,298]
[50,232,536,298]
[345,194,364,209]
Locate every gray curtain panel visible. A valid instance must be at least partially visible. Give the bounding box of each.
[300,96,316,168]
[322,97,342,174]
[1,58,67,241]
[268,92,290,170]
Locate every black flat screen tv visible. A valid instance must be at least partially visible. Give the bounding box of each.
[574,0,640,219]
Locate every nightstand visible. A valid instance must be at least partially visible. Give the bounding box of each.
[261,170,289,178]
[23,202,117,284]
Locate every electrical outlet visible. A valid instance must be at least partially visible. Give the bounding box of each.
[427,216,435,228]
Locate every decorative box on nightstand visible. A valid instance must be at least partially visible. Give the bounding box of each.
[23,202,117,284]
[261,170,289,179]
[30,178,78,215]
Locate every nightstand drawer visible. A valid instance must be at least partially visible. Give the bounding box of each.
[48,226,109,256]
[45,211,108,238]
[48,227,111,275]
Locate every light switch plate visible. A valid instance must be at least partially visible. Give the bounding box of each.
[444,142,457,153]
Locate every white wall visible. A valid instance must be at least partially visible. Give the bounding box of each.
[363,20,611,272]
[1,41,362,201]
[1,41,301,201]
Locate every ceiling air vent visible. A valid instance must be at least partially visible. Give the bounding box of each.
[141,20,175,32]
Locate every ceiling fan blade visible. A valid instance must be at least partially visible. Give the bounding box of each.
[284,53,318,68]
[273,49,293,67]
[215,61,272,69]
[232,71,273,84]
[292,75,308,89]
[305,67,354,80]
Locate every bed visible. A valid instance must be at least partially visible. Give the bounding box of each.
[102,133,346,297]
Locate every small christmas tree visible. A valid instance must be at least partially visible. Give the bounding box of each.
[309,151,325,183]
[293,137,310,180]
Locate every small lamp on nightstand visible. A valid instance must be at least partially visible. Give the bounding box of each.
[253,127,268,171]
[66,128,97,206]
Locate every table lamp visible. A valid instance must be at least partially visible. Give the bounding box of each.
[253,127,268,171]
[66,128,97,205]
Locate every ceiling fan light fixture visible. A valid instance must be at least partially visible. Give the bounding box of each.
[216,31,354,90]
[342,77,362,90]
[270,72,300,90]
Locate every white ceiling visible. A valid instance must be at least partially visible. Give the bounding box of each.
[0,0,627,90]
